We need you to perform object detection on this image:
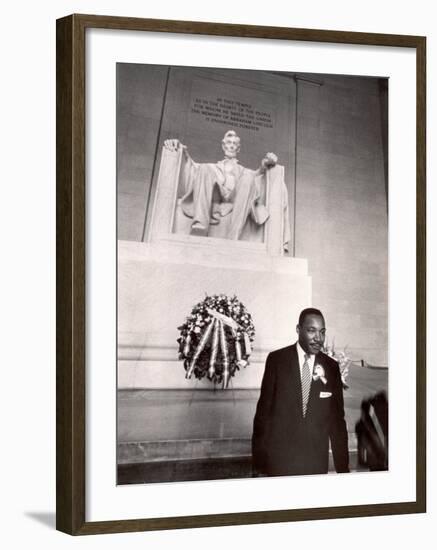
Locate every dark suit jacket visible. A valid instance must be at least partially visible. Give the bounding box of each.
[252,344,349,476]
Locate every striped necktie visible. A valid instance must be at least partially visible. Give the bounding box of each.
[301,353,312,417]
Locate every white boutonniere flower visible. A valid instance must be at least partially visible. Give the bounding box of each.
[313,364,327,385]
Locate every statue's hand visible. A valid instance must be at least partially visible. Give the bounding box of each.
[261,152,278,171]
[163,139,187,154]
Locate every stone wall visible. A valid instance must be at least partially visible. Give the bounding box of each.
[117,64,169,241]
[294,75,388,365]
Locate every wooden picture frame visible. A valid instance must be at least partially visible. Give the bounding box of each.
[56,13,426,535]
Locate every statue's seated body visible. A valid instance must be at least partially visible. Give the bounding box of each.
[153,130,290,255]
[171,130,274,243]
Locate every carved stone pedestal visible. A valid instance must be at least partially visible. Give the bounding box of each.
[118,237,311,389]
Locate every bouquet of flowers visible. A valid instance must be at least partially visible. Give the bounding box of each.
[177,294,255,389]
[323,339,351,389]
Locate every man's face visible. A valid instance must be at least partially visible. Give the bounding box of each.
[222,136,240,158]
[296,314,326,355]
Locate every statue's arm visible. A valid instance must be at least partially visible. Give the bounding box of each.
[163,140,197,197]
[255,152,278,175]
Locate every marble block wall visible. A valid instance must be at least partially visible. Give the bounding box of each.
[294,76,388,365]
[117,64,169,241]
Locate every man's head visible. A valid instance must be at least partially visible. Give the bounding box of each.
[296,308,326,355]
[222,130,241,159]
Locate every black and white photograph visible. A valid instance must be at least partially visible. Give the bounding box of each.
[116,63,389,485]
[1,0,432,545]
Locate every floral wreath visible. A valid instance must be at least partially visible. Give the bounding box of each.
[177,294,255,389]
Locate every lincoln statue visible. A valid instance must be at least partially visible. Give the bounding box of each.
[164,130,286,242]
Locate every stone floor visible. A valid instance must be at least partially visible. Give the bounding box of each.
[117,364,388,484]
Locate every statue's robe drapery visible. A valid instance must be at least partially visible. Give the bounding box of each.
[179,157,291,250]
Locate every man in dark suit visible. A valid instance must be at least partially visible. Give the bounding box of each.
[252,308,349,476]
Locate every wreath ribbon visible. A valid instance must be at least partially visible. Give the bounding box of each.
[185,307,251,388]
[207,308,252,354]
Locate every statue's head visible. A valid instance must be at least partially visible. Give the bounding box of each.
[222,130,241,159]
